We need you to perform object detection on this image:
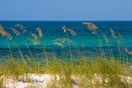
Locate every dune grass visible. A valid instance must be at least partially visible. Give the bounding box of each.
[0,56,132,87]
[0,22,132,87]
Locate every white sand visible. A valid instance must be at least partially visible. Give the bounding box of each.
[1,74,132,88]
[3,74,60,88]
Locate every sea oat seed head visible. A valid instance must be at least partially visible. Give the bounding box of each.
[15,24,27,33]
[67,28,77,36]
[123,48,132,55]
[62,26,67,32]
[83,22,97,34]
[0,25,12,40]
[123,48,129,53]
[36,28,43,38]
[110,28,116,37]
[53,38,72,44]
[53,42,64,48]
[10,28,20,36]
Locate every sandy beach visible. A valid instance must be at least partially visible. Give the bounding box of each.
[1,73,132,88]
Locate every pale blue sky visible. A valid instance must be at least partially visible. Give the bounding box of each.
[0,0,132,21]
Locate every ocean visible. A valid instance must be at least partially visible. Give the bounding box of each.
[0,21,132,61]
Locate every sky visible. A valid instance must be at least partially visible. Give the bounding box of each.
[0,0,132,21]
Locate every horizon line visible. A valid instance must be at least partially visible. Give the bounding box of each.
[0,20,132,21]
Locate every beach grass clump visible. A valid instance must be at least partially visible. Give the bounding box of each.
[43,57,132,88]
[96,57,124,75]
[0,59,45,80]
[0,59,29,79]
[0,55,132,87]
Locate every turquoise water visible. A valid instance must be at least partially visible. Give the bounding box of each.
[0,21,132,61]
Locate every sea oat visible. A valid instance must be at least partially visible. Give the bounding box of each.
[1,29,6,36]
[123,48,129,53]
[53,38,72,44]
[5,32,12,40]
[0,25,12,40]
[27,38,39,45]
[15,24,26,33]
[83,22,98,30]
[110,28,116,37]
[0,24,3,30]
[83,22,97,34]
[30,33,40,45]
[67,28,77,36]
[129,52,132,55]
[123,48,132,55]
[1,30,12,40]
[53,42,64,48]
[10,28,20,36]
[62,25,67,32]
[36,28,43,38]
[0,28,2,33]
[30,33,39,41]
[0,24,4,33]
[0,30,2,34]
[6,32,13,40]
[62,38,72,43]
[1,31,6,36]
[53,38,72,49]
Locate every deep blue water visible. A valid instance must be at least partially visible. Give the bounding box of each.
[0,21,132,61]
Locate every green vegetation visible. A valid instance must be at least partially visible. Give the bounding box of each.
[0,23,132,88]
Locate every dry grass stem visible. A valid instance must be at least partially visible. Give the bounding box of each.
[103,34,109,43]
[118,32,123,40]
